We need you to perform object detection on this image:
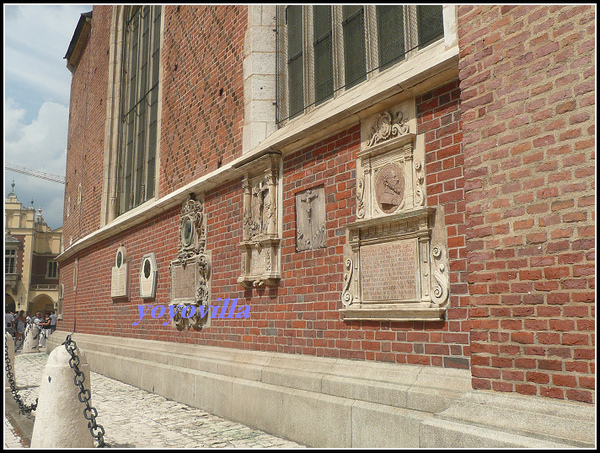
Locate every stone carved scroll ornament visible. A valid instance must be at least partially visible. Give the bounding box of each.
[367,110,410,148]
[356,178,366,219]
[414,161,425,207]
[341,258,354,308]
[431,245,449,306]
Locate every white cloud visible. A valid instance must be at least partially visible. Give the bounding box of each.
[5,99,68,230]
[4,4,92,230]
[4,5,91,105]
[4,99,26,142]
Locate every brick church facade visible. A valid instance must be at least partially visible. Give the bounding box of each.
[51,5,595,447]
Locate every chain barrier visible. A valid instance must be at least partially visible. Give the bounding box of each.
[4,341,39,414]
[63,334,108,448]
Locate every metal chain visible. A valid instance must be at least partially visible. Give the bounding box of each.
[63,335,108,448]
[4,342,38,414]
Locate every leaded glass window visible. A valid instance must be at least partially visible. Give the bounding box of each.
[117,5,162,215]
[276,5,445,124]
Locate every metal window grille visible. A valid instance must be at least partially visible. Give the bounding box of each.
[377,5,405,70]
[276,5,445,125]
[286,5,304,118]
[118,5,161,215]
[342,5,367,89]
[313,6,334,105]
[417,5,444,49]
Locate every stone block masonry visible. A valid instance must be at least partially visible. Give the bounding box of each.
[458,5,595,403]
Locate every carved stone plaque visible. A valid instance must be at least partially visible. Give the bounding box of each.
[341,100,449,321]
[169,194,212,330]
[111,263,129,298]
[296,186,326,251]
[361,239,417,301]
[170,260,198,303]
[111,245,129,299]
[236,152,282,288]
[139,253,157,299]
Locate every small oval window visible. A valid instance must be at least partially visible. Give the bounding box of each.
[143,259,151,279]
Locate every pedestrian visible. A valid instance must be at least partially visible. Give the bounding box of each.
[5,310,15,337]
[15,310,26,347]
[50,310,58,334]
[38,312,53,348]
[34,311,46,347]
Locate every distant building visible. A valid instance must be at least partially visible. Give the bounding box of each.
[52,5,595,448]
[4,182,62,315]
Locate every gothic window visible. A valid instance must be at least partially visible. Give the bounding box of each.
[117,5,162,215]
[276,5,444,123]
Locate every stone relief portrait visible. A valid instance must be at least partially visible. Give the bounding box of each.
[375,163,405,213]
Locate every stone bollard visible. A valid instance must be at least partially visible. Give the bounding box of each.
[30,342,94,448]
[21,324,39,353]
[5,333,15,388]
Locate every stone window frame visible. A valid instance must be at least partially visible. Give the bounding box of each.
[46,261,59,279]
[276,5,446,124]
[100,5,165,227]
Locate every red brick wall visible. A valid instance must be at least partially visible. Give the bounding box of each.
[159,5,247,194]
[458,5,595,403]
[417,81,470,368]
[63,5,111,246]
[60,67,468,367]
[62,5,247,247]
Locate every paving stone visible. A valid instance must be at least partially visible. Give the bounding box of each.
[4,350,305,449]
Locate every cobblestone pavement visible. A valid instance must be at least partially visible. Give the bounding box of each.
[5,349,305,449]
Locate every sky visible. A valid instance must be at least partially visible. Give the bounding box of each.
[4,4,92,230]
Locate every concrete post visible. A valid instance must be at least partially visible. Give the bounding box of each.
[30,342,94,448]
[21,324,39,353]
[5,333,15,388]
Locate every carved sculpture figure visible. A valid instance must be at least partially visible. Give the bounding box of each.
[237,152,281,287]
[296,187,326,251]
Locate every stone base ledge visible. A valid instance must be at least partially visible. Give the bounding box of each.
[47,331,595,448]
[423,389,596,448]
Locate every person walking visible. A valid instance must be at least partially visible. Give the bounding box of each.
[5,311,15,337]
[15,310,26,348]
[49,311,58,334]
[34,312,48,348]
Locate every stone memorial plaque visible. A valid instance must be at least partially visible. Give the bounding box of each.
[170,261,197,304]
[360,239,418,301]
[140,253,157,299]
[111,262,129,299]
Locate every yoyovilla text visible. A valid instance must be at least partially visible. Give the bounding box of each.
[132,298,250,326]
